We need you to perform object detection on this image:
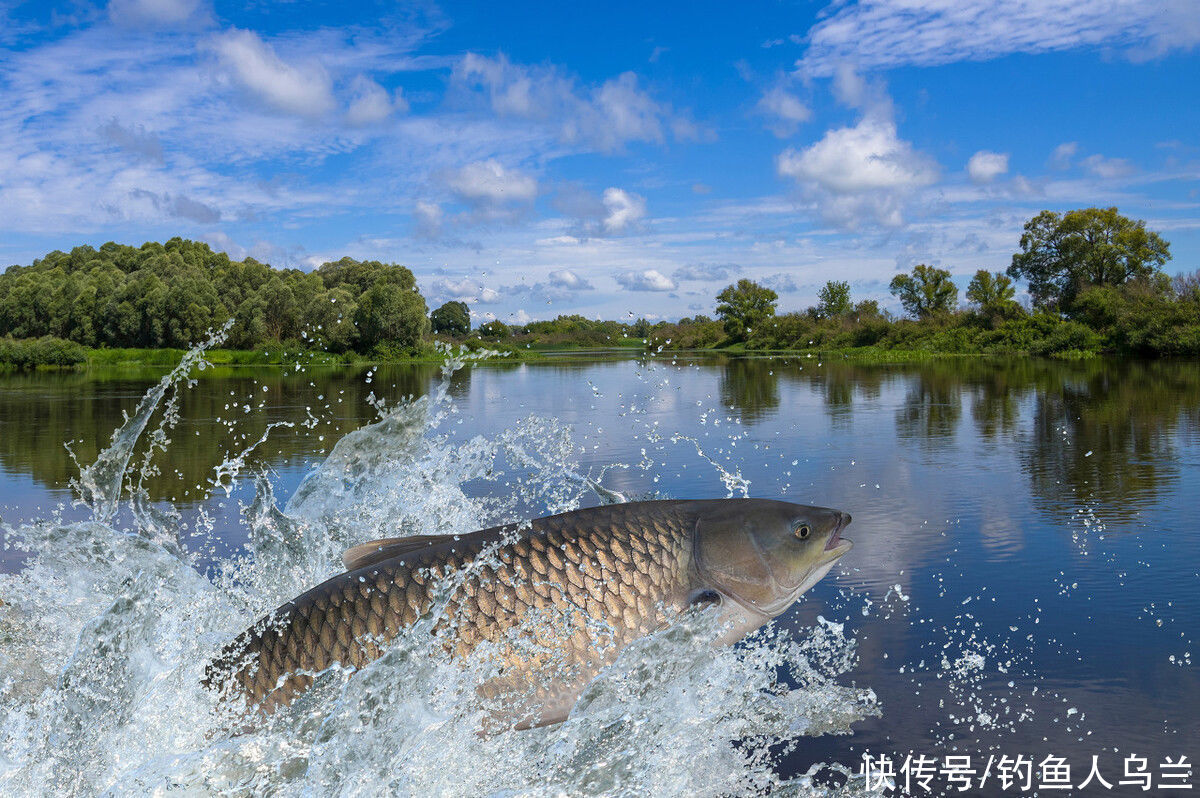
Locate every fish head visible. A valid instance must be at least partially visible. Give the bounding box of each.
[690,499,852,619]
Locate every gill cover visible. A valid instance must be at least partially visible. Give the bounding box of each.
[691,499,846,616]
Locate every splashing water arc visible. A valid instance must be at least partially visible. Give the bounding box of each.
[0,334,884,796]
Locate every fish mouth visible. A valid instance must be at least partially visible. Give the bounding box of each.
[823,511,853,554]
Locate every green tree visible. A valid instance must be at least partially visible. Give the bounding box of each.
[817,280,852,317]
[478,320,510,340]
[966,270,1015,308]
[966,269,1020,324]
[431,300,471,336]
[889,265,959,319]
[1008,207,1171,310]
[353,283,430,351]
[715,279,778,341]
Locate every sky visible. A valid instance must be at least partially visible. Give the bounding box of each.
[1,0,1198,324]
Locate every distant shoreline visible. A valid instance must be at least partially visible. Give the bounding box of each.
[0,341,1111,373]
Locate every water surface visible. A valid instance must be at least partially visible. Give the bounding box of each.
[0,353,1196,795]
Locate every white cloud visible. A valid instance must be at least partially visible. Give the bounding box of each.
[800,0,1200,74]
[1082,154,1135,178]
[757,86,811,137]
[207,29,336,117]
[1049,141,1078,170]
[777,115,938,227]
[673,263,738,281]
[413,201,443,238]
[601,187,646,233]
[431,276,502,303]
[453,53,682,153]
[552,184,645,237]
[508,309,532,325]
[967,150,1009,183]
[447,160,538,205]
[346,76,405,126]
[616,269,677,292]
[831,63,869,108]
[549,269,593,290]
[108,0,206,27]
[592,72,665,146]
[779,118,935,193]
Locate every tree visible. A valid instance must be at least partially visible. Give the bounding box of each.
[1008,207,1171,310]
[715,279,778,341]
[431,300,471,336]
[816,280,852,317]
[478,320,510,340]
[353,283,430,351]
[1174,269,1200,300]
[889,265,958,319]
[966,270,1014,308]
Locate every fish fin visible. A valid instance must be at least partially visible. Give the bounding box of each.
[341,534,462,571]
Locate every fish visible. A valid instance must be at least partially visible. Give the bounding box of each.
[204,498,853,728]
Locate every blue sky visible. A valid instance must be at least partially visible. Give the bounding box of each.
[2,0,1197,323]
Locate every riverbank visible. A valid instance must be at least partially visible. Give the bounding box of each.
[0,337,1104,372]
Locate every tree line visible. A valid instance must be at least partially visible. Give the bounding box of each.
[2,207,1196,367]
[653,207,1199,357]
[0,238,429,356]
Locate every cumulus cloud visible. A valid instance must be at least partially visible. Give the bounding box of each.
[778,118,934,193]
[1082,154,1135,178]
[431,276,502,304]
[601,187,646,233]
[967,150,1009,183]
[777,114,938,228]
[207,29,336,117]
[453,53,685,153]
[108,0,207,27]
[799,0,1200,74]
[553,184,645,237]
[616,269,677,292]
[549,269,593,290]
[447,160,538,207]
[757,85,811,137]
[1049,141,1078,170]
[346,76,406,126]
[673,262,738,282]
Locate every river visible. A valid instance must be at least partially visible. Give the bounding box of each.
[0,351,1196,795]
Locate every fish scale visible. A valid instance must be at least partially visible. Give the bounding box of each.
[206,501,698,720]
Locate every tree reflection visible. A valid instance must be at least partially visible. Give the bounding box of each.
[895,366,963,444]
[1019,359,1200,525]
[0,364,437,503]
[718,358,780,422]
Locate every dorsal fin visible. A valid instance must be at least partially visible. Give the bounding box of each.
[342,534,462,571]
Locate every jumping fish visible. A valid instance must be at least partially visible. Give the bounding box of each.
[205,499,853,728]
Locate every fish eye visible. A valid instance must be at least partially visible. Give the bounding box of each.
[794,523,811,540]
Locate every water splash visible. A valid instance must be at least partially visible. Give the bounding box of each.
[0,338,885,797]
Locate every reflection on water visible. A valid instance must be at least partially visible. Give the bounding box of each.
[1,353,1198,793]
[3,357,1196,523]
